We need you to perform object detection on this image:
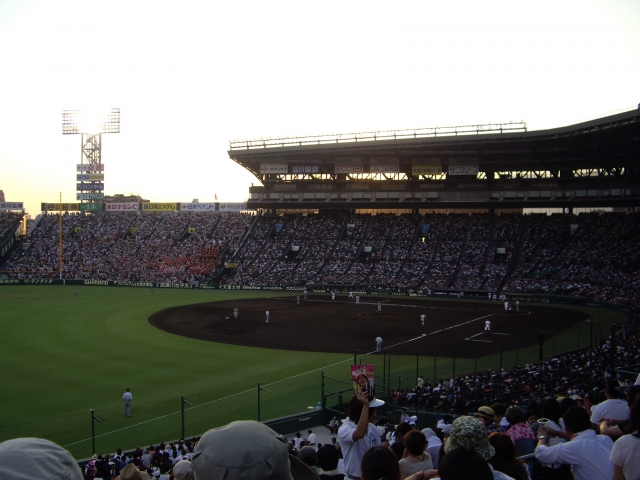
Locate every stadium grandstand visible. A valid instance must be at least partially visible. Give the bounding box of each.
[2,110,639,307]
[2,110,640,479]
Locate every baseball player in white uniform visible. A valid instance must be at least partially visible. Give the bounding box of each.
[265,310,269,323]
[420,314,426,327]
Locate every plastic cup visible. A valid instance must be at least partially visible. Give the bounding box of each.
[538,418,550,430]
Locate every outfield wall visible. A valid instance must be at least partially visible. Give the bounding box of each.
[0,278,634,314]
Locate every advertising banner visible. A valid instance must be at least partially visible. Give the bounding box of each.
[448,158,479,176]
[105,202,138,212]
[0,202,23,210]
[370,158,399,174]
[370,164,399,174]
[179,203,217,211]
[76,164,104,173]
[412,159,442,176]
[1,234,15,256]
[41,203,79,211]
[77,183,104,191]
[142,203,177,212]
[335,161,363,174]
[77,174,105,181]
[80,203,101,212]
[76,193,105,200]
[448,165,479,175]
[218,203,246,211]
[291,164,320,174]
[260,163,288,174]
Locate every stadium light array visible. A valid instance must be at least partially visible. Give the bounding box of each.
[62,108,121,135]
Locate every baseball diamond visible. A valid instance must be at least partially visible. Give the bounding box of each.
[149,295,589,357]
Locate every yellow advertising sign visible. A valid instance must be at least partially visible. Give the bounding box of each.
[412,159,442,176]
[41,203,80,211]
[142,203,177,212]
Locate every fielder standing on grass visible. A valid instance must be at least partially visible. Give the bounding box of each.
[123,388,132,417]
[421,314,426,327]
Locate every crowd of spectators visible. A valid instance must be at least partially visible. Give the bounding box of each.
[391,328,640,417]
[0,211,22,240]
[5,399,638,479]
[3,211,252,283]
[3,210,640,309]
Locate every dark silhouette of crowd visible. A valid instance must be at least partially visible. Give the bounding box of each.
[3,210,639,310]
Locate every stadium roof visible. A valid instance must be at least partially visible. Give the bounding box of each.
[228,108,640,210]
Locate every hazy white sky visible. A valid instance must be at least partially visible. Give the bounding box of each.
[0,0,638,216]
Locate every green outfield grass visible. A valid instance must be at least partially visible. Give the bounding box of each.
[0,286,353,459]
[0,286,623,459]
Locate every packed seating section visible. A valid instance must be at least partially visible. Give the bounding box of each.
[2,210,639,308]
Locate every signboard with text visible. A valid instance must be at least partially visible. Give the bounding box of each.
[218,203,246,211]
[77,183,104,191]
[77,174,105,181]
[180,203,217,211]
[76,193,105,200]
[80,203,102,212]
[0,202,23,210]
[41,203,79,211]
[142,203,177,212]
[105,202,138,212]
[76,164,104,173]
[260,163,288,174]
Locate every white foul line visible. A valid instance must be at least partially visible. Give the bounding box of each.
[426,313,496,336]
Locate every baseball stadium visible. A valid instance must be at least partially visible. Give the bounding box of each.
[1,104,639,473]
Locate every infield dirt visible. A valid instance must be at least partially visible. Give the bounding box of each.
[149,295,589,357]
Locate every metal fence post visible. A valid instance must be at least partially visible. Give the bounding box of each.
[89,409,101,456]
[590,317,594,357]
[577,323,581,351]
[433,347,437,386]
[610,324,617,373]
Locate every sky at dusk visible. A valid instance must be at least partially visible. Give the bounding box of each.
[0,0,639,216]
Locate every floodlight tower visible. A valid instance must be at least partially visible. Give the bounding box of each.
[62,108,120,208]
